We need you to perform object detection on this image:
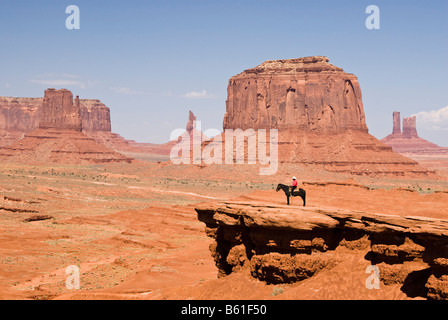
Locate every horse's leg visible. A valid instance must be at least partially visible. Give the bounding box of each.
[287,195,290,206]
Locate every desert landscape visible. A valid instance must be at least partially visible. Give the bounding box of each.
[0,55,447,301]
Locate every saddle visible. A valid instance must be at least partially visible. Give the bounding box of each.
[289,186,298,196]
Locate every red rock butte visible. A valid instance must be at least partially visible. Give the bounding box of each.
[224,56,367,133]
[39,89,83,131]
[0,89,132,164]
[0,91,111,147]
[0,89,191,159]
[382,111,448,156]
[215,56,435,177]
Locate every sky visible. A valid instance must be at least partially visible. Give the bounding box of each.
[0,0,447,145]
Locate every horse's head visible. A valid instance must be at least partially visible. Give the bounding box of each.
[275,184,282,192]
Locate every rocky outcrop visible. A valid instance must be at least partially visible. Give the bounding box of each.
[0,89,132,164]
[382,112,448,156]
[39,89,82,131]
[0,93,113,146]
[223,56,368,134]
[79,99,111,132]
[197,201,448,299]
[393,112,401,135]
[0,91,193,160]
[402,116,418,139]
[186,110,197,133]
[0,97,41,132]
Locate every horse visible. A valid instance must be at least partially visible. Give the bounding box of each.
[276,183,306,206]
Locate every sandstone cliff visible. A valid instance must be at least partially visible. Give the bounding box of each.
[0,97,41,132]
[79,99,112,132]
[197,201,448,300]
[224,56,368,133]
[39,89,82,131]
[0,91,188,160]
[0,93,112,146]
[0,89,132,164]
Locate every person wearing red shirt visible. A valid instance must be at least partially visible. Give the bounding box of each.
[291,176,298,194]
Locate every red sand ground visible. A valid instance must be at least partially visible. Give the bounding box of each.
[0,160,447,300]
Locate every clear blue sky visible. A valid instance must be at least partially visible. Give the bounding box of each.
[1,0,447,145]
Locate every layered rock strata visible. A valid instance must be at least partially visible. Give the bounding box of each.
[0,93,112,146]
[0,91,194,160]
[0,89,132,164]
[215,57,436,177]
[39,89,82,131]
[196,201,448,300]
[224,56,368,133]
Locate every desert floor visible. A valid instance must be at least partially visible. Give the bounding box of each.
[0,159,447,300]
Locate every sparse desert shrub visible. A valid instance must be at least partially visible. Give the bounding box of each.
[23,215,53,222]
[271,286,284,296]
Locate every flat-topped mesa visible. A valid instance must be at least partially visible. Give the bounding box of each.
[242,56,343,75]
[0,93,111,134]
[224,56,368,133]
[39,89,82,131]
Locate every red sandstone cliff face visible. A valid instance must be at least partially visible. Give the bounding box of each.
[79,99,112,132]
[0,97,41,132]
[224,56,368,133]
[0,93,112,146]
[0,89,132,164]
[0,97,41,147]
[39,89,82,131]
[197,201,448,300]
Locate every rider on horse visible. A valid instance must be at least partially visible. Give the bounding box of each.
[291,176,298,194]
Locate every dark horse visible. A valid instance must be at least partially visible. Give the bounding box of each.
[276,183,306,206]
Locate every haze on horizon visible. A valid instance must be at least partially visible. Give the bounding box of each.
[0,0,447,146]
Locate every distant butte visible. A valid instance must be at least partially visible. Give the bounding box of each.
[382,112,448,157]
[0,92,111,148]
[0,90,199,161]
[0,89,132,165]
